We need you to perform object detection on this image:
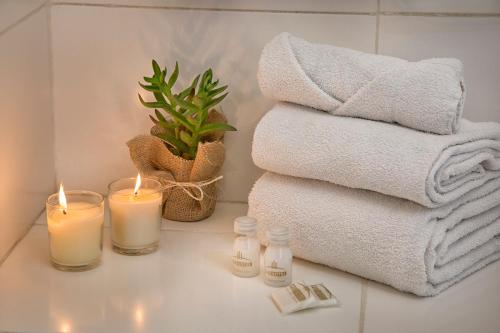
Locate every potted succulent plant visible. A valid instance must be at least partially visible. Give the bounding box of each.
[127,60,236,222]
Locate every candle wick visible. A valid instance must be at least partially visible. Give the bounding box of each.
[134,190,138,196]
[63,209,67,215]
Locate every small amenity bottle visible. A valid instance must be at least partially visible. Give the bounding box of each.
[232,216,260,277]
[264,226,292,287]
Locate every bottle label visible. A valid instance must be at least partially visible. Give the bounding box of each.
[264,260,288,283]
[232,250,254,274]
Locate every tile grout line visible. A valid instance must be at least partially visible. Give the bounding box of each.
[0,209,45,268]
[381,11,500,17]
[0,0,50,37]
[49,2,500,17]
[375,0,380,54]
[50,2,377,15]
[358,279,368,333]
[47,0,59,195]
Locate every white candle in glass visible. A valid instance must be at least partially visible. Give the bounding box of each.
[46,184,104,271]
[108,175,163,255]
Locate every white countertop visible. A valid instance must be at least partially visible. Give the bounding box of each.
[0,202,499,333]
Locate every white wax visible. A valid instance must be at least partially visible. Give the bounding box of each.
[109,188,162,249]
[47,202,104,266]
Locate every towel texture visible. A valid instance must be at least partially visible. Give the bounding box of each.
[257,33,466,134]
[248,172,500,296]
[252,103,500,208]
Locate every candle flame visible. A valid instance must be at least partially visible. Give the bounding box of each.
[58,183,68,214]
[134,174,141,195]
[59,322,71,333]
[134,304,144,326]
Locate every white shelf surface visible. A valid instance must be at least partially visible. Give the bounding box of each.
[0,202,499,333]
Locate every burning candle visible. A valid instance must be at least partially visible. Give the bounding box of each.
[46,184,104,271]
[108,175,163,255]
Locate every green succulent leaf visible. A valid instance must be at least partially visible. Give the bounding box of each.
[156,132,189,153]
[203,92,228,110]
[167,62,179,89]
[139,60,236,160]
[154,109,167,123]
[179,130,196,147]
[152,60,161,76]
[143,76,156,84]
[138,94,169,109]
[178,74,200,100]
[198,108,209,126]
[149,115,158,124]
[198,122,237,135]
[158,120,176,130]
[207,85,227,97]
[139,82,160,92]
[209,79,219,89]
[199,69,212,93]
[160,68,167,82]
[173,96,199,116]
[161,105,195,132]
[159,84,177,107]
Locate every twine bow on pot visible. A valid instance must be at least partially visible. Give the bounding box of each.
[161,175,224,201]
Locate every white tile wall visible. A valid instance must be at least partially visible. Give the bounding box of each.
[0,2,499,332]
[378,16,500,123]
[0,5,54,261]
[51,5,376,201]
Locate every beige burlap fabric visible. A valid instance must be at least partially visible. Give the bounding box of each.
[127,113,226,221]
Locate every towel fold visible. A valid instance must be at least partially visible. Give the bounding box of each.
[257,33,465,134]
[252,103,500,208]
[248,172,500,296]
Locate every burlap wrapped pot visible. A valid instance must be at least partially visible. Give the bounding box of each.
[127,114,226,222]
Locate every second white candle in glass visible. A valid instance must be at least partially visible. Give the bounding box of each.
[108,175,163,255]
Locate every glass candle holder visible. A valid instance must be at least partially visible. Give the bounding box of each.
[46,190,104,271]
[108,177,163,255]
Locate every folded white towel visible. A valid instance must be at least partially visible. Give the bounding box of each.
[252,103,500,208]
[257,33,465,134]
[248,172,500,296]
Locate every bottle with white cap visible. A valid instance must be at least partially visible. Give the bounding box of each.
[232,216,260,277]
[264,226,292,287]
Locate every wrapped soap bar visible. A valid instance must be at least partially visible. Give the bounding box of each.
[309,283,341,308]
[271,282,340,314]
[271,282,316,314]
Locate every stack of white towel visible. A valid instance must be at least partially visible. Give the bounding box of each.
[248,33,500,296]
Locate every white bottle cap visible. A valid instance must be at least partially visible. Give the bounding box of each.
[234,216,257,235]
[267,226,289,243]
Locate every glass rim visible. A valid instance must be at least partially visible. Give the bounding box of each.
[107,176,163,195]
[46,190,104,209]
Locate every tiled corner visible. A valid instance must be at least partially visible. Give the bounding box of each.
[378,16,500,123]
[0,6,55,261]
[380,0,500,14]
[51,5,376,202]
[51,0,378,13]
[363,261,500,333]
